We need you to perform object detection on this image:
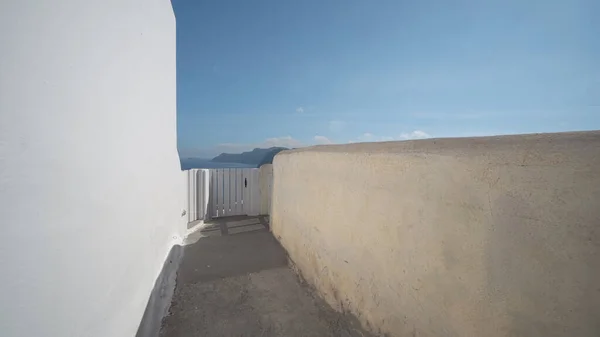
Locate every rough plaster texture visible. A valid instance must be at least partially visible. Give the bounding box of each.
[0,1,186,336]
[271,131,600,337]
[260,164,274,215]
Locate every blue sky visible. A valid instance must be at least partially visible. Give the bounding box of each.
[173,0,599,158]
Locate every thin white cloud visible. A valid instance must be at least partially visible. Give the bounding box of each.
[262,136,304,148]
[215,135,337,155]
[296,107,304,113]
[193,130,432,158]
[398,130,430,140]
[356,133,374,142]
[412,112,483,120]
[328,120,346,133]
[313,135,333,145]
[192,130,432,158]
[350,130,431,143]
[217,136,304,153]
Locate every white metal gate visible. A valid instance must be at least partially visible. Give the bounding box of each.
[186,166,272,222]
[210,168,259,218]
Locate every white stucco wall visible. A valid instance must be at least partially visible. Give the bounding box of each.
[0,1,186,336]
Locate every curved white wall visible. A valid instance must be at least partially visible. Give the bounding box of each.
[0,1,186,336]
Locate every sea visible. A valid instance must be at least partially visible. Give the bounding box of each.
[180,158,256,170]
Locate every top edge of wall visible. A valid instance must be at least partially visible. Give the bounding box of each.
[276,130,600,157]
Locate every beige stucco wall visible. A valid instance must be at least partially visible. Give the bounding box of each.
[270,131,600,337]
[259,164,273,215]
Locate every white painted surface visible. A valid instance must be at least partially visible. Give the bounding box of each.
[217,169,224,216]
[188,170,197,222]
[242,169,251,215]
[250,169,261,216]
[211,169,218,218]
[185,168,270,221]
[236,169,243,215]
[223,169,231,216]
[0,1,186,337]
[186,169,210,223]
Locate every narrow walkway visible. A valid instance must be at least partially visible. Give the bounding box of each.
[160,216,371,337]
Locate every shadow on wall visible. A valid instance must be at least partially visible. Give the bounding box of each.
[135,245,184,337]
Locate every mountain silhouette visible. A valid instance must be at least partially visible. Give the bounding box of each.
[211,147,288,167]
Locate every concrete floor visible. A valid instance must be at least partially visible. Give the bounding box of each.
[160,216,372,337]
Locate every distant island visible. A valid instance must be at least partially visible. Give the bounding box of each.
[211,147,288,167]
